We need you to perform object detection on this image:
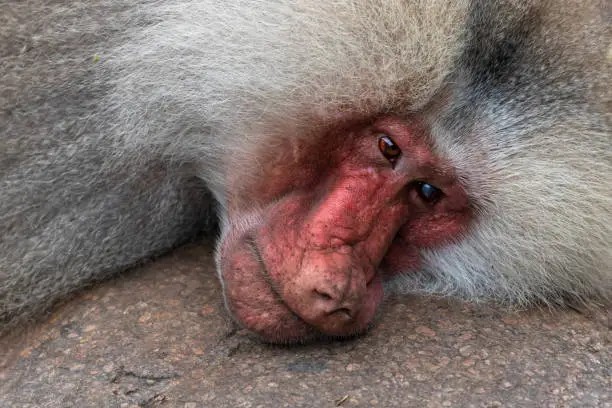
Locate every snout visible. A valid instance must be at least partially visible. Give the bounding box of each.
[263,243,384,336]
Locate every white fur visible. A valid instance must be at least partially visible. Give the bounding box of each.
[0,0,609,331]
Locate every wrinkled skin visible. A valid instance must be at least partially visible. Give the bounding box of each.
[218,116,472,342]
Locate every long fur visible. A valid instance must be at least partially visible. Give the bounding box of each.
[0,0,609,333]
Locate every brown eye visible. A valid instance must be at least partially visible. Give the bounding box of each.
[378,134,401,163]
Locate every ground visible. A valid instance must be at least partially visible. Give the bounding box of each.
[1,242,610,408]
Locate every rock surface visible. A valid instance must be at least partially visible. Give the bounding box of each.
[1,243,610,408]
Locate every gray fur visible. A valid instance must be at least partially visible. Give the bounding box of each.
[1,0,610,333]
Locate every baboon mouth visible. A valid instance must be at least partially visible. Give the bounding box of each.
[223,236,379,343]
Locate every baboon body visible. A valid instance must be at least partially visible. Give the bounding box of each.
[1,0,610,341]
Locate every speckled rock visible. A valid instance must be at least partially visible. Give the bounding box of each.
[1,243,610,408]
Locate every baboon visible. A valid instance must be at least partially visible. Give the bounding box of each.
[1,0,610,342]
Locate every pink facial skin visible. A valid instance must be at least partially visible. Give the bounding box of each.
[219,116,472,343]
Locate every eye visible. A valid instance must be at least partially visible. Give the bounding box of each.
[416,181,444,204]
[378,134,401,164]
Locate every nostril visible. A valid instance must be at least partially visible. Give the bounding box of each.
[299,281,374,335]
[288,272,383,337]
[314,289,334,301]
[313,288,355,319]
[313,288,355,320]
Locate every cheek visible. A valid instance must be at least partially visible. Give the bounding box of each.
[382,206,473,277]
[403,212,472,247]
[218,232,314,341]
[380,238,421,277]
